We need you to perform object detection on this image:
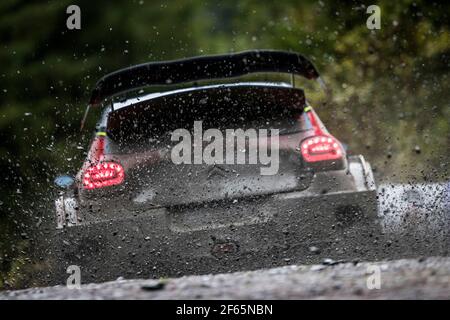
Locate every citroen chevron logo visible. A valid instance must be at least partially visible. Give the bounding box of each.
[207,164,228,179]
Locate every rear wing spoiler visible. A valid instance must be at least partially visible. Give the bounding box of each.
[88,50,323,107]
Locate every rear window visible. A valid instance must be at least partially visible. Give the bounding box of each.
[107,85,307,151]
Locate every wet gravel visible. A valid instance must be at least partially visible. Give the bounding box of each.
[1,256,449,299]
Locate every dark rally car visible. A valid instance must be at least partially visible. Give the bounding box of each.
[52,50,381,283]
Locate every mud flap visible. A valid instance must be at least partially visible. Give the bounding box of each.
[55,195,78,229]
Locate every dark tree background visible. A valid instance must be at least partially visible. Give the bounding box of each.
[0,0,449,288]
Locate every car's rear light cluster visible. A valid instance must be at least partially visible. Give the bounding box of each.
[83,162,124,190]
[300,135,343,162]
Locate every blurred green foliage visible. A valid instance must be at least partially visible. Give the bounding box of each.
[0,0,449,288]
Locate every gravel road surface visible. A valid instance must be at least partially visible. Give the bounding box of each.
[1,256,449,299]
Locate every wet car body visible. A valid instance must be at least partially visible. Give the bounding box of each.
[52,51,381,283]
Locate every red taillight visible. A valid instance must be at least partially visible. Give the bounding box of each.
[83,162,124,190]
[300,135,343,162]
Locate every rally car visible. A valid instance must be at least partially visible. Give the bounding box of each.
[52,50,381,283]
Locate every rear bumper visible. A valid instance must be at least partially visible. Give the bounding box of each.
[50,156,381,283]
